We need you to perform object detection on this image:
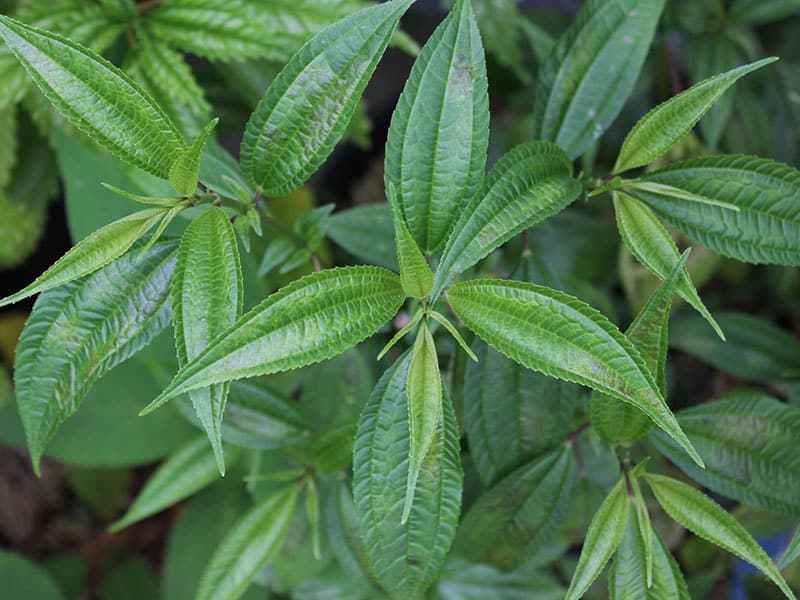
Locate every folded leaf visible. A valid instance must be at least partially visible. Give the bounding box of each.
[14,241,178,474]
[533,0,665,159]
[388,185,433,299]
[240,0,413,195]
[0,16,186,178]
[144,266,404,411]
[169,119,218,196]
[384,0,489,253]
[645,473,796,600]
[448,279,703,467]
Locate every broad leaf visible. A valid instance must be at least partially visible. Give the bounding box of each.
[172,207,242,474]
[533,0,665,159]
[614,58,777,172]
[353,352,462,599]
[432,141,580,298]
[240,0,413,195]
[14,241,178,474]
[169,119,218,196]
[651,391,800,515]
[388,185,433,299]
[110,437,240,532]
[384,0,489,253]
[645,473,796,600]
[729,0,800,25]
[196,485,299,600]
[447,279,703,467]
[327,204,397,269]
[145,266,405,411]
[629,155,800,265]
[0,16,186,177]
[454,446,577,571]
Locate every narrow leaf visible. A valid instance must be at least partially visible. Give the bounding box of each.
[388,184,433,299]
[729,0,800,27]
[779,527,800,569]
[169,118,219,196]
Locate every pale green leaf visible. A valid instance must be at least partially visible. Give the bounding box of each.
[533,0,665,159]
[434,557,565,600]
[729,0,800,25]
[388,184,433,299]
[779,526,800,569]
[169,118,219,196]
[327,204,397,270]
[384,0,489,253]
[645,473,796,600]
[240,0,413,195]
[447,278,704,467]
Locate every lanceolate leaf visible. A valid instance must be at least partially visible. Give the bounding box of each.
[384,0,489,253]
[729,0,800,27]
[173,207,242,474]
[689,34,739,151]
[169,118,219,197]
[432,141,581,298]
[614,58,778,173]
[448,279,703,467]
[612,192,723,339]
[110,437,240,532]
[388,185,433,299]
[0,208,167,308]
[533,0,665,160]
[780,527,800,569]
[0,16,186,178]
[454,446,577,571]
[645,473,796,600]
[145,266,405,411]
[196,485,299,600]
[240,0,413,195]
[651,391,800,515]
[629,155,800,265]
[14,241,178,474]
[353,352,462,599]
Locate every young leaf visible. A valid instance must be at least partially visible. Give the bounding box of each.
[143,266,405,412]
[110,437,240,532]
[629,155,800,265]
[565,478,629,600]
[196,485,299,600]
[779,527,800,569]
[353,352,462,599]
[454,446,577,571]
[644,473,796,600]
[172,207,243,474]
[305,477,321,560]
[240,0,413,195]
[614,58,778,173]
[651,391,800,515]
[0,16,186,178]
[533,0,666,160]
[14,241,178,474]
[447,279,704,467]
[387,184,433,299]
[169,118,219,197]
[432,141,581,299]
[384,0,489,253]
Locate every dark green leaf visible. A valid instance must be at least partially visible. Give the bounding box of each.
[0,550,64,600]
[729,0,800,24]
[434,557,565,600]
[327,204,397,270]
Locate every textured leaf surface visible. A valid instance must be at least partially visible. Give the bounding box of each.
[147,266,404,410]
[652,391,800,515]
[615,59,777,172]
[388,185,433,298]
[432,141,580,298]
[645,473,796,599]
[630,155,800,265]
[384,0,489,253]
[169,119,218,196]
[353,352,462,599]
[241,0,412,195]
[14,241,178,473]
[448,279,703,466]
[0,16,186,177]
[533,0,665,159]
[454,446,576,571]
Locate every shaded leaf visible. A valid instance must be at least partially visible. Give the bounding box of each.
[327,204,397,270]
[729,0,800,25]
[779,527,800,569]
[434,557,565,600]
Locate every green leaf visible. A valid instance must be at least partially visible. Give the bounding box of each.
[614,58,777,173]
[0,16,187,178]
[533,0,665,160]
[565,477,629,600]
[629,155,800,265]
[353,352,463,599]
[434,557,566,600]
[110,437,241,532]
[729,0,800,25]
[240,0,413,195]
[384,0,489,253]
[0,550,65,600]
[144,266,404,412]
[0,208,168,308]
[651,391,800,515]
[387,184,433,299]
[432,141,581,299]
[13,241,178,474]
[169,119,219,196]
[779,526,800,569]
[172,207,242,474]
[644,473,796,600]
[324,480,374,588]
[196,485,299,600]
[327,204,397,269]
[0,105,17,188]
[447,278,704,467]
[454,446,577,571]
